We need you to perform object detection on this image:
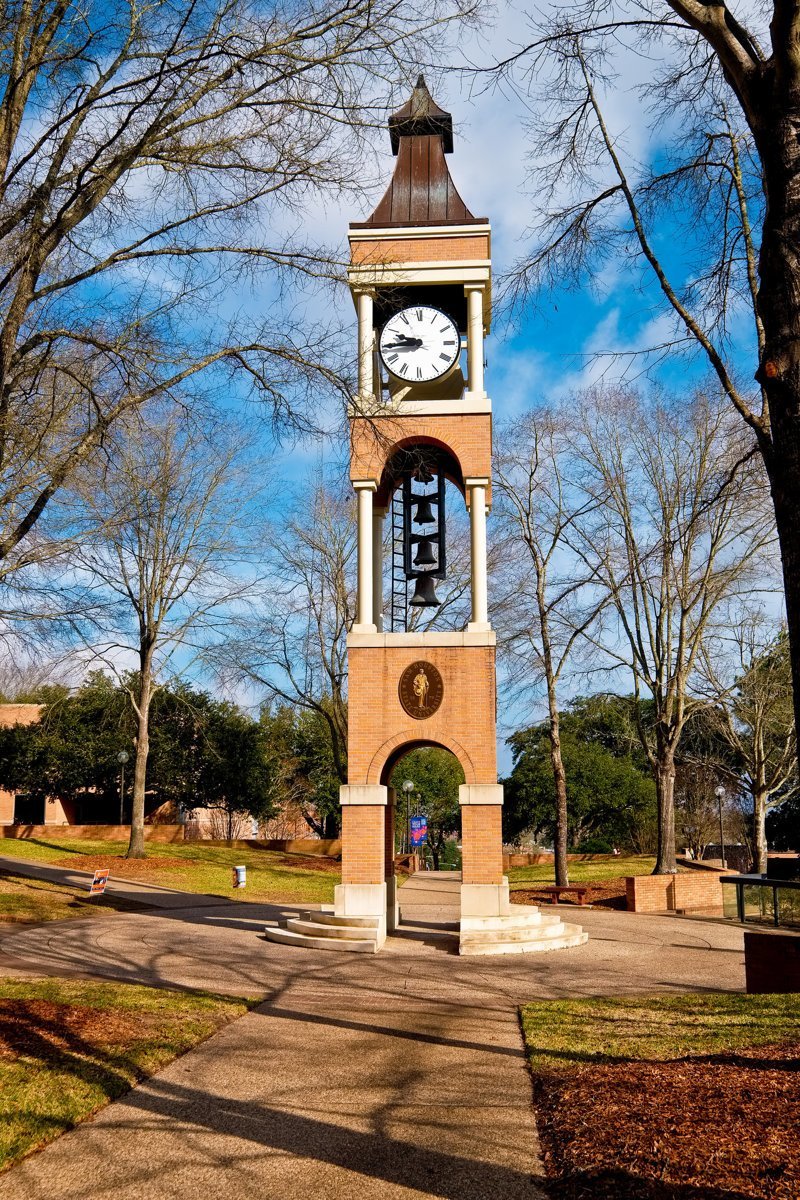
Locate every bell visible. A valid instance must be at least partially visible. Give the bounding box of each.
[413,498,435,525]
[409,575,441,607]
[413,538,437,567]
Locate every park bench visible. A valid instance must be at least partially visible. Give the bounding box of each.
[531,884,591,906]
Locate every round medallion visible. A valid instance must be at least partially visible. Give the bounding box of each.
[398,661,444,720]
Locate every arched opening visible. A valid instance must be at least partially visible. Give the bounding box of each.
[385,744,465,873]
[376,440,472,634]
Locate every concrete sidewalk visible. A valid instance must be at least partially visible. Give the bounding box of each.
[0,878,746,1199]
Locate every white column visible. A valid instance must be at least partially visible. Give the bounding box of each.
[466,286,485,397]
[353,481,376,632]
[372,507,385,632]
[357,291,374,403]
[467,479,490,631]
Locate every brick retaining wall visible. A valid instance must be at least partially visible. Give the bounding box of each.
[0,824,185,843]
[626,871,725,915]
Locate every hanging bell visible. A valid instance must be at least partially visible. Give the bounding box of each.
[413,498,435,525]
[409,575,441,607]
[413,538,437,567]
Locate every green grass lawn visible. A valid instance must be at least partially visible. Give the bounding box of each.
[521,992,800,1069]
[0,977,254,1171]
[0,839,339,905]
[509,855,655,888]
[0,872,145,924]
[521,994,800,1199]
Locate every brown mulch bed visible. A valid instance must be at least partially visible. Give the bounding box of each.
[0,999,149,1061]
[53,855,187,875]
[534,1042,800,1200]
[512,880,628,909]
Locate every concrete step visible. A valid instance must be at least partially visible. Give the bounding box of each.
[460,909,563,933]
[460,919,568,945]
[263,926,378,953]
[304,912,380,929]
[287,917,377,941]
[459,924,588,957]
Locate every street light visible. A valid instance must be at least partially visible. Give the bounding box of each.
[714,784,727,869]
[402,779,414,856]
[117,751,130,825]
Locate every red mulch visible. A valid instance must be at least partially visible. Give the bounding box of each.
[533,1042,800,1200]
[53,852,340,876]
[512,879,628,910]
[0,999,148,1061]
[53,855,187,875]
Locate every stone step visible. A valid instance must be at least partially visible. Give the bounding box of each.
[459,924,588,957]
[460,919,568,945]
[287,917,377,941]
[303,912,380,929]
[460,909,563,933]
[263,926,378,953]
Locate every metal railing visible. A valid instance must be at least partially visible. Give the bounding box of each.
[721,875,800,929]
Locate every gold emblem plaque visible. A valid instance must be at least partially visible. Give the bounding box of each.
[398,661,444,720]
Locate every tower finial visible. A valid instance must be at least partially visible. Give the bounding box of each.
[389,77,454,155]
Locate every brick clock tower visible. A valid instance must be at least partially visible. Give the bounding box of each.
[267,79,586,956]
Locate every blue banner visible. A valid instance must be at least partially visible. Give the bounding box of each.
[410,815,428,846]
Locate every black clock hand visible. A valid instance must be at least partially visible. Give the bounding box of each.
[384,339,423,349]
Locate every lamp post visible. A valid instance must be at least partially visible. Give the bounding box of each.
[714,784,727,869]
[117,751,130,825]
[402,779,414,855]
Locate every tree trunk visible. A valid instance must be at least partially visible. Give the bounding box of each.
[755,115,800,749]
[545,681,569,887]
[752,788,769,875]
[126,647,154,859]
[653,741,677,874]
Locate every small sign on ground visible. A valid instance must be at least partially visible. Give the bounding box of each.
[89,869,110,896]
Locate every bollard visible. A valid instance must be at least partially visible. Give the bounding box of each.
[232,864,246,889]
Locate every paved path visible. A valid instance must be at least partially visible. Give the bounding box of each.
[0,873,746,1200]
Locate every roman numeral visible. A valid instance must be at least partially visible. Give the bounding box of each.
[439,353,450,362]
[442,341,455,346]
[399,362,408,376]
[439,326,450,333]
[387,353,398,364]
[400,312,409,325]
[415,309,423,321]
[416,367,423,379]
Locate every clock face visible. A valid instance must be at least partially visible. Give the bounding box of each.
[379,306,460,383]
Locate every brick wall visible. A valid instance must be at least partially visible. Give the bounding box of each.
[350,234,490,265]
[744,931,800,994]
[0,824,186,843]
[340,806,386,885]
[350,415,492,501]
[461,805,504,885]
[626,871,724,915]
[348,643,497,785]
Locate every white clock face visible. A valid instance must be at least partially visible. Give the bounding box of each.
[379,306,460,383]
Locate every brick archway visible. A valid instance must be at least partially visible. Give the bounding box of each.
[369,730,477,786]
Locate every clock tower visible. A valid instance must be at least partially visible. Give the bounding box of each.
[266,79,587,956]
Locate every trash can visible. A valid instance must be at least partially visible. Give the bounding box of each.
[232,864,246,889]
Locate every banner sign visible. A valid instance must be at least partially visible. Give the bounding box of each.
[410,815,428,847]
[89,869,110,896]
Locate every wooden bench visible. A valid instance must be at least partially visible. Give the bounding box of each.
[531,885,590,906]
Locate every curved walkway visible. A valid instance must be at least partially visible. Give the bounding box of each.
[0,873,745,1200]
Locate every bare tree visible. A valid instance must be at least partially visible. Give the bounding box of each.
[572,388,775,873]
[0,0,473,595]
[75,409,256,857]
[494,409,604,885]
[702,615,797,873]
[478,0,800,768]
